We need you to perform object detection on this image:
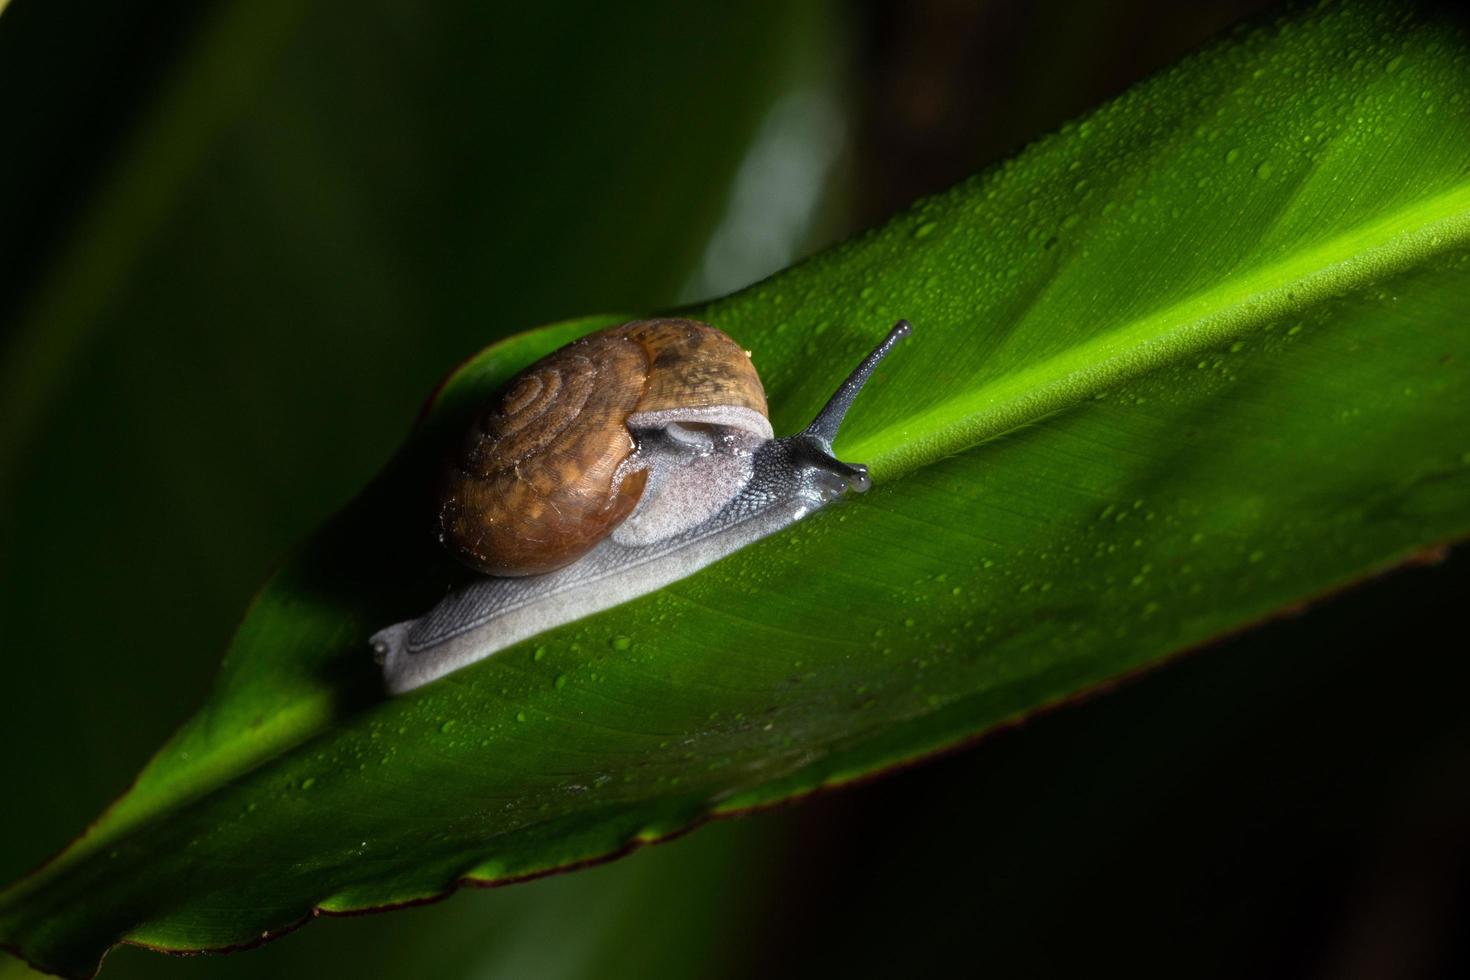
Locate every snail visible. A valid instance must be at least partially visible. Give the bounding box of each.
[373,317,910,694]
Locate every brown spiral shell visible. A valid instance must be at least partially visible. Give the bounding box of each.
[436,319,769,576]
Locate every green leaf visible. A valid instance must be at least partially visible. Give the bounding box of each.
[7,1,1470,975]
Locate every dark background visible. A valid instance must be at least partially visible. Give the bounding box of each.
[2,2,1467,977]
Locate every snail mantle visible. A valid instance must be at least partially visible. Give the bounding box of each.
[373,318,911,693]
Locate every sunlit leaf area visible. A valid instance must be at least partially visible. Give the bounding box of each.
[3,1,1469,977]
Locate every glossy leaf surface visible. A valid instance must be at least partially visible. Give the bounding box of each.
[5,2,1470,975]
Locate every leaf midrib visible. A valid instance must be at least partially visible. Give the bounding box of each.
[855,182,1470,477]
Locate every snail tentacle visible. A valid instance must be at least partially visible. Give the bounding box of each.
[803,319,909,448]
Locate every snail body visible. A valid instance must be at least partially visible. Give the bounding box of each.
[374,318,910,693]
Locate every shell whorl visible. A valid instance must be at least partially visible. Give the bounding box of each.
[436,319,768,577]
[621,319,767,418]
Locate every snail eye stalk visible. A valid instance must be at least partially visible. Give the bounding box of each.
[802,320,911,449]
